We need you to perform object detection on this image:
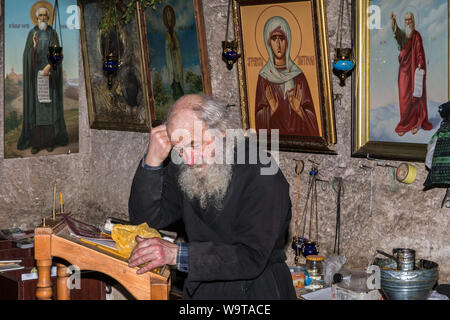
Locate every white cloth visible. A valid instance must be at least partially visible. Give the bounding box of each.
[258,16,302,98]
[427,290,449,300]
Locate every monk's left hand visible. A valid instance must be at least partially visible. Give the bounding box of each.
[128,236,178,274]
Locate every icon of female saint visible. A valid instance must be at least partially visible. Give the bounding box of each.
[255,16,319,136]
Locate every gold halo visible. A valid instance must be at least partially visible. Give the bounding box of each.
[30,1,54,27]
[254,5,302,63]
[400,5,421,28]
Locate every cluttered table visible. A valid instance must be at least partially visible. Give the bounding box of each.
[34,221,171,300]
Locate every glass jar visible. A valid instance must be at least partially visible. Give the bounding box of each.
[305,255,324,291]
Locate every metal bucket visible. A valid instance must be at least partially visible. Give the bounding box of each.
[376,258,439,300]
[394,248,416,271]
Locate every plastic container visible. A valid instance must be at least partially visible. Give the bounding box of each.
[289,266,310,291]
[333,268,369,293]
[305,255,324,291]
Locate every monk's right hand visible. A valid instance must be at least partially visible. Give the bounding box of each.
[390,12,397,28]
[144,125,172,167]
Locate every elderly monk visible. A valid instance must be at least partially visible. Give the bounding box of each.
[391,11,433,136]
[128,94,296,299]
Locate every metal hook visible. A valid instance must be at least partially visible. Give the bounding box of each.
[332,177,345,197]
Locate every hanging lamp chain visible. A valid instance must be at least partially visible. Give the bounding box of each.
[51,0,63,47]
[335,0,351,50]
[225,0,232,42]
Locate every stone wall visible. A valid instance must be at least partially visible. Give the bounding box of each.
[0,0,448,283]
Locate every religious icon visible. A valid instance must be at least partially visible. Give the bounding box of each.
[353,0,449,161]
[3,0,79,158]
[390,10,432,137]
[143,0,211,122]
[255,16,320,137]
[232,0,336,154]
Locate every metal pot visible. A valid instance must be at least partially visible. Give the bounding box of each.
[376,258,439,300]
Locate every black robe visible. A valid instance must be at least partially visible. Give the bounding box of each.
[128,143,296,300]
[17,26,68,150]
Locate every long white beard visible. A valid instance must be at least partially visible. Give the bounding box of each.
[177,138,235,211]
[405,25,413,39]
[178,162,233,211]
[38,21,48,31]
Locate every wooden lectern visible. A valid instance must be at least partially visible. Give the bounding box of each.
[34,225,171,300]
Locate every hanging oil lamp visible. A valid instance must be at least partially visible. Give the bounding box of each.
[222,0,240,70]
[103,1,121,89]
[47,0,63,70]
[292,164,320,263]
[103,52,120,89]
[332,0,355,87]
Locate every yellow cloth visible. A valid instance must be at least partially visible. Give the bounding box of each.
[111,223,161,259]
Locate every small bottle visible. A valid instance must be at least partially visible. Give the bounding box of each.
[305,255,324,291]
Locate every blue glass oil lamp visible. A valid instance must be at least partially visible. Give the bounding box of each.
[292,237,318,264]
[332,0,355,86]
[47,0,63,70]
[103,53,120,89]
[222,0,240,70]
[332,48,355,87]
[222,41,240,70]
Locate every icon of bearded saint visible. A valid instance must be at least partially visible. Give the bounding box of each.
[255,16,319,137]
[391,11,433,136]
[17,2,68,154]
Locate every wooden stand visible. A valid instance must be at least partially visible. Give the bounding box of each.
[34,225,171,300]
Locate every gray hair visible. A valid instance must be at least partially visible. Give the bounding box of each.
[36,7,50,18]
[166,95,235,132]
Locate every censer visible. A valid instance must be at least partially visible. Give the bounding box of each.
[332,0,355,87]
[221,0,240,70]
[102,0,121,89]
[47,0,64,70]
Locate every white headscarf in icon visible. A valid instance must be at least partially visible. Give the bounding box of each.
[259,16,302,98]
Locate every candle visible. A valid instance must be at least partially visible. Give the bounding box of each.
[60,192,63,214]
[52,182,57,220]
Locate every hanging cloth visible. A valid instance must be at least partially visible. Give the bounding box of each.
[424,101,450,190]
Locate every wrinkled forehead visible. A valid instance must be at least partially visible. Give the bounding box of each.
[167,111,205,147]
